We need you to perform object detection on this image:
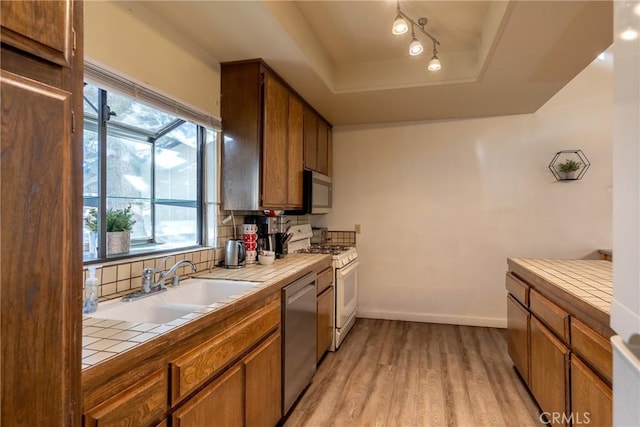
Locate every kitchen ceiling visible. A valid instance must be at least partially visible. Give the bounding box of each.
[139,1,612,126]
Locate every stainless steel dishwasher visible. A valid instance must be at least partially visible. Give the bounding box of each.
[282,271,317,415]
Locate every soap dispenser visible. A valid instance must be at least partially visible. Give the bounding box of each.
[83,266,99,314]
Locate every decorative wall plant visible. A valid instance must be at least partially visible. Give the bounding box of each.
[548,150,591,181]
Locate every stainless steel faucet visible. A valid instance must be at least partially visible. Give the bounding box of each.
[141,257,197,293]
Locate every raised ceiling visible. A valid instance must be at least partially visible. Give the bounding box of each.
[139,1,612,126]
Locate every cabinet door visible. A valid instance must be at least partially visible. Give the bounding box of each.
[1,2,82,425]
[317,286,335,361]
[172,364,244,427]
[303,106,318,171]
[530,316,570,426]
[245,333,282,427]
[287,95,303,207]
[571,355,612,427]
[84,370,168,427]
[1,0,72,66]
[507,294,530,384]
[316,119,329,176]
[262,73,289,207]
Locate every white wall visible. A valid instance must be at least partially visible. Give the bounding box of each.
[84,1,221,118]
[317,57,613,327]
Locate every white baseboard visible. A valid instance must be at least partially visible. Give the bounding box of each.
[356,309,507,328]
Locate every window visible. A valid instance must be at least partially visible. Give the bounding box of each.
[83,81,216,261]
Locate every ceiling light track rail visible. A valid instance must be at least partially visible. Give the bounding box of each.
[392,1,442,71]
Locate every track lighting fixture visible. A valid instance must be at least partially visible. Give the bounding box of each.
[428,41,441,71]
[391,1,442,71]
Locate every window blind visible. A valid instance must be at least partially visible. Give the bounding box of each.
[84,61,221,131]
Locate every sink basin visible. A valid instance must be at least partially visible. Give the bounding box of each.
[168,279,260,305]
[86,278,260,324]
[91,300,205,324]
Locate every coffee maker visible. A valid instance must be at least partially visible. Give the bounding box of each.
[256,217,277,255]
[256,216,292,259]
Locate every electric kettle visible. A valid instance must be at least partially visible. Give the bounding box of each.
[224,239,246,268]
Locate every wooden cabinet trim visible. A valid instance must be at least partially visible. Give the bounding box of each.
[170,300,280,405]
[571,318,613,384]
[317,285,335,362]
[530,289,570,343]
[84,369,168,427]
[506,272,529,306]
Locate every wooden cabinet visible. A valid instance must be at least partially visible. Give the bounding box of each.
[316,266,334,361]
[84,370,168,427]
[245,332,282,427]
[172,364,244,427]
[530,316,570,426]
[303,105,332,176]
[317,285,334,361]
[507,295,530,384]
[221,60,304,210]
[1,1,83,425]
[571,355,612,427]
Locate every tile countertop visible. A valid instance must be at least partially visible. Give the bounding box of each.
[81,253,331,370]
[507,258,614,336]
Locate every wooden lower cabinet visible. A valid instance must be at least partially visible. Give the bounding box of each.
[530,316,570,426]
[245,332,282,427]
[84,370,168,427]
[172,364,244,427]
[571,355,612,427]
[507,294,530,384]
[172,331,282,427]
[317,285,334,361]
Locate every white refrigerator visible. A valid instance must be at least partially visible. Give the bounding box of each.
[612,1,640,426]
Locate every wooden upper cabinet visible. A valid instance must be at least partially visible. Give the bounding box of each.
[303,106,318,171]
[220,60,304,210]
[303,105,332,176]
[262,74,289,207]
[287,95,304,207]
[1,0,72,66]
[1,1,83,426]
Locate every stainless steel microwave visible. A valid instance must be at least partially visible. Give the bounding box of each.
[288,170,331,215]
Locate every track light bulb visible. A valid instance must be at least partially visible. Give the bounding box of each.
[409,38,423,56]
[392,16,408,35]
[428,54,441,71]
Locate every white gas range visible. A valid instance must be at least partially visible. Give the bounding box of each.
[288,224,359,351]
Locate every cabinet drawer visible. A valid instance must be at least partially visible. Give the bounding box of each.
[505,273,529,307]
[170,300,280,405]
[571,318,612,384]
[317,267,333,295]
[84,370,167,427]
[530,289,569,343]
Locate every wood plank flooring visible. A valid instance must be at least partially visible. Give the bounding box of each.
[284,319,542,427]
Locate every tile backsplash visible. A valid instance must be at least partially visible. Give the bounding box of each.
[86,200,314,301]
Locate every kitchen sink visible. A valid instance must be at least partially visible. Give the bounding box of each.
[90,300,205,324]
[167,278,260,305]
[86,278,260,324]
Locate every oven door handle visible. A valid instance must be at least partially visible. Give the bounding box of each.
[337,260,359,278]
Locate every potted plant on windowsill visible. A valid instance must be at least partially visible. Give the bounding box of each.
[557,159,582,180]
[85,206,136,255]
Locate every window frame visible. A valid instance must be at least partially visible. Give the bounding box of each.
[83,83,209,263]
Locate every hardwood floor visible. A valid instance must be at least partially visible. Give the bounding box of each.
[284,319,542,427]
